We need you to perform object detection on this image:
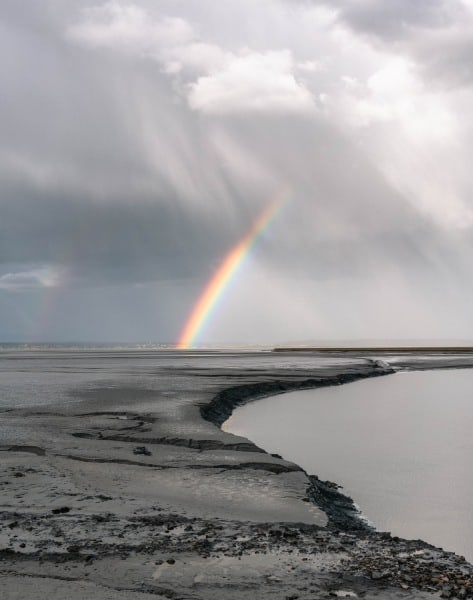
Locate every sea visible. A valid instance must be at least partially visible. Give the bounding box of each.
[224,367,473,563]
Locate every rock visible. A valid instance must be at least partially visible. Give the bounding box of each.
[52,506,70,514]
[370,570,390,580]
[166,558,175,564]
[133,446,151,456]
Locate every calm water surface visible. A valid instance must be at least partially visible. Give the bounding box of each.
[224,369,473,563]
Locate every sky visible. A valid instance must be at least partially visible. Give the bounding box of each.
[1,0,473,345]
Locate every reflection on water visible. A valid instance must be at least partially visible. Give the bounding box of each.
[224,369,473,563]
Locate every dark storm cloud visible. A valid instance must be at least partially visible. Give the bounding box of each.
[0,188,232,282]
[0,3,265,286]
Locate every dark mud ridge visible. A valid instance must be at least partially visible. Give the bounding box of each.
[201,369,390,531]
[202,370,390,427]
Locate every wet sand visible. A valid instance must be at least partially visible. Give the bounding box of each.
[1,350,473,599]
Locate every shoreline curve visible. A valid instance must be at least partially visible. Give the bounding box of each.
[201,365,394,531]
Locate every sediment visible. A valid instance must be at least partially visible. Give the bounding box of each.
[1,349,472,599]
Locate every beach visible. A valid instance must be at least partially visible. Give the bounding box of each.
[1,348,473,599]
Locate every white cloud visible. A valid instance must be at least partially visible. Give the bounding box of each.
[66,2,193,57]
[67,4,316,115]
[332,56,469,228]
[297,60,322,72]
[341,75,359,88]
[161,42,230,75]
[0,268,63,291]
[188,50,315,115]
[64,2,473,229]
[60,1,473,228]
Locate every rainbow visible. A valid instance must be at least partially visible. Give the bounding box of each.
[176,189,289,349]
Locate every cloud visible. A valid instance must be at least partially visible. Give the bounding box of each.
[317,0,473,89]
[320,0,465,42]
[412,26,473,87]
[188,50,315,115]
[2,0,473,342]
[297,60,322,73]
[0,267,62,291]
[161,42,229,75]
[67,3,315,115]
[66,2,193,56]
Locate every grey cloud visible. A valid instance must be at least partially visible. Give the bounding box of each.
[315,0,473,89]
[1,0,473,343]
[0,1,415,281]
[413,28,473,87]
[0,190,229,282]
[318,0,464,42]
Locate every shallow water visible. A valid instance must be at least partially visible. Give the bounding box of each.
[224,369,473,562]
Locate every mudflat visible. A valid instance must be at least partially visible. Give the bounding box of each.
[1,349,472,599]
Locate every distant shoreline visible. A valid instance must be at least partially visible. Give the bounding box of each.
[274,346,473,353]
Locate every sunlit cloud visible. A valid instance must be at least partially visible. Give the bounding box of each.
[188,50,315,115]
